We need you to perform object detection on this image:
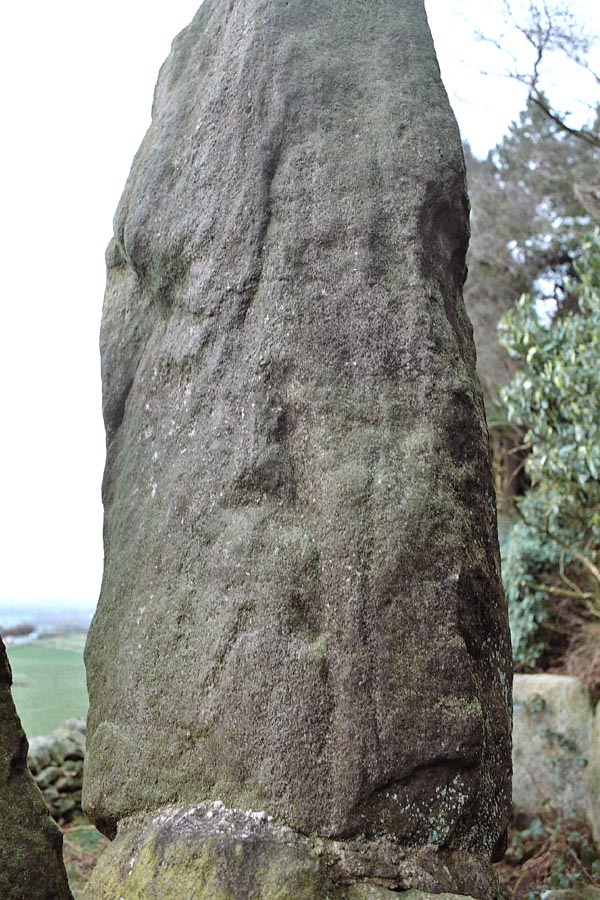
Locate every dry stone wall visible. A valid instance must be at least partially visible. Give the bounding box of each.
[28,718,86,822]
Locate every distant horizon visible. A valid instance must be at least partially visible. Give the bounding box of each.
[0,599,97,610]
[0,601,96,633]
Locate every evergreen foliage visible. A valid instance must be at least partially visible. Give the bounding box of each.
[499,230,600,664]
[465,97,599,390]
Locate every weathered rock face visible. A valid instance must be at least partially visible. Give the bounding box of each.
[84,0,512,891]
[587,703,600,841]
[82,802,495,900]
[0,639,72,900]
[512,674,594,820]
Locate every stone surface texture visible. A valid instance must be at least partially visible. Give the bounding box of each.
[512,674,594,819]
[84,0,512,890]
[540,889,600,900]
[586,701,600,840]
[82,802,490,900]
[0,638,72,900]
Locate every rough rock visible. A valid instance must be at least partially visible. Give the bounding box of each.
[84,0,512,892]
[82,802,491,900]
[541,890,600,900]
[0,638,72,900]
[585,702,600,840]
[512,674,594,818]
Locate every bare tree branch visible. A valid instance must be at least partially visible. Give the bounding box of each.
[529,91,600,147]
[476,0,600,148]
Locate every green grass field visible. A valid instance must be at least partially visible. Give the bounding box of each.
[39,633,88,652]
[7,638,88,738]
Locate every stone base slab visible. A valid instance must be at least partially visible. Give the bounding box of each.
[82,801,497,900]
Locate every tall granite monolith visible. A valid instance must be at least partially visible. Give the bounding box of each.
[0,639,73,900]
[83,0,512,897]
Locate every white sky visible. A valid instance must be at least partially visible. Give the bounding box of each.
[0,0,598,608]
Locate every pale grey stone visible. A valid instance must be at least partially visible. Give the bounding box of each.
[513,674,594,818]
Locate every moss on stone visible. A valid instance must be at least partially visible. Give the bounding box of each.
[83,809,343,900]
[82,803,498,900]
[88,0,511,863]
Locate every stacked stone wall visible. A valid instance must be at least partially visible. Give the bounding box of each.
[28,718,86,822]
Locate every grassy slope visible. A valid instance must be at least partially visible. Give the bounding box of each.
[6,639,88,738]
[63,814,110,899]
[5,637,105,897]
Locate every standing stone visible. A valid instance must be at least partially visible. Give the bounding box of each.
[0,639,72,900]
[84,0,512,896]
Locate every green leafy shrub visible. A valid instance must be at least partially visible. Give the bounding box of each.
[498,229,600,665]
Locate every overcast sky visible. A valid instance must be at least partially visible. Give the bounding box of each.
[0,0,598,608]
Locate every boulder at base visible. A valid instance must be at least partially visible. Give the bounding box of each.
[82,802,493,900]
[513,674,594,819]
[0,638,72,900]
[84,0,512,894]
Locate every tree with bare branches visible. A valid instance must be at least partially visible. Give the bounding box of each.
[477,0,600,148]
